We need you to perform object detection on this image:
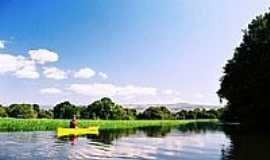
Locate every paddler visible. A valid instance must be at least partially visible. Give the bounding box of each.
[70,115,78,128]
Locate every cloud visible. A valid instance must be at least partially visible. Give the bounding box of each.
[29,49,58,64]
[74,67,95,79]
[0,54,22,74]
[40,88,62,94]
[43,67,67,80]
[14,65,40,79]
[98,72,108,79]
[0,41,5,49]
[67,83,157,97]
[0,53,39,79]
[162,89,180,96]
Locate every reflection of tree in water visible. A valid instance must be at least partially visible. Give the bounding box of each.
[86,126,172,144]
[139,126,171,137]
[222,126,270,160]
[175,121,222,134]
[86,122,221,144]
[86,129,137,144]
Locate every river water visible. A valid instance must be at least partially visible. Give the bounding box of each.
[0,125,268,160]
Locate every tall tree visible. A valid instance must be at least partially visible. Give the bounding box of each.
[53,101,79,119]
[8,104,37,118]
[87,97,129,120]
[218,11,270,125]
[139,106,174,120]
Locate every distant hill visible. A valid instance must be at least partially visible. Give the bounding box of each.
[124,103,221,112]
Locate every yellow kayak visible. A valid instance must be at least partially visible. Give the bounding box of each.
[57,127,99,137]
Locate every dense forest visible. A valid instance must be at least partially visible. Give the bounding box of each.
[218,11,270,126]
[0,97,223,120]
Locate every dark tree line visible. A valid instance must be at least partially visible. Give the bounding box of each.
[0,104,53,118]
[0,97,223,120]
[218,11,270,126]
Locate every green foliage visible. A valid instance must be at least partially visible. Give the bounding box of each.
[78,106,89,119]
[38,109,53,119]
[33,104,40,113]
[176,108,223,120]
[218,11,270,124]
[0,118,217,131]
[8,104,37,118]
[139,106,174,120]
[0,97,222,121]
[87,97,132,120]
[125,108,137,120]
[53,101,79,119]
[0,105,8,117]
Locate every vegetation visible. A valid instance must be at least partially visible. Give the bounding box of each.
[8,104,37,118]
[176,108,224,120]
[53,101,79,119]
[86,97,136,120]
[0,97,223,121]
[138,106,174,120]
[0,118,217,131]
[0,105,8,117]
[218,11,270,126]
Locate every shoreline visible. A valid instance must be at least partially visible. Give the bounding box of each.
[0,118,218,132]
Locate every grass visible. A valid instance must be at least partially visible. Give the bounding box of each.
[0,118,218,131]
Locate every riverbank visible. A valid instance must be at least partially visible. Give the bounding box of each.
[0,118,218,131]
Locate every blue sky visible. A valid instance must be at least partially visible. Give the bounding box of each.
[0,0,269,106]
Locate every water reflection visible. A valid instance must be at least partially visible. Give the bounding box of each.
[0,123,268,160]
[86,128,137,144]
[222,126,270,160]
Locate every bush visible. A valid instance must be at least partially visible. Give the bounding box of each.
[139,106,174,120]
[0,106,8,117]
[8,104,37,118]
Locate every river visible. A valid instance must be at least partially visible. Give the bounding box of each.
[0,124,268,160]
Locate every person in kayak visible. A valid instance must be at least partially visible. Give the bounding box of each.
[70,115,78,128]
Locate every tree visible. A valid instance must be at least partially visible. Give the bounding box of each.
[176,110,187,119]
[79,106,89,119]
[218,11,270,125]
[53,101,79,119]
[0,105,8,117]
[38,109,53,119]
[8,104,37,118]
[87,97,129,120]
[33,104,40,113]
[139,106,174,120]
[124,108,137,120]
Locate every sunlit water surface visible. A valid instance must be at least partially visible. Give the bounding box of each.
[0,126,268,160]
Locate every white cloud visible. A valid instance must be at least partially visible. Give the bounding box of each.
[67,83,157,97]
[40,88,62,94]
[0,53,39,79]
[0,54,22,74]
[43,67,67,80]
[0,41,5,49]
[74,67,95,79]
[162,89,180,96]
[29,49,58,64]
[15,65,40,79]
[98,72,108,79]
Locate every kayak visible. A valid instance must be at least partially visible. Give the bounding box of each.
[57,127,99,137]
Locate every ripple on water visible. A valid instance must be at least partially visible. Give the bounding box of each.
[0,129,231,160]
